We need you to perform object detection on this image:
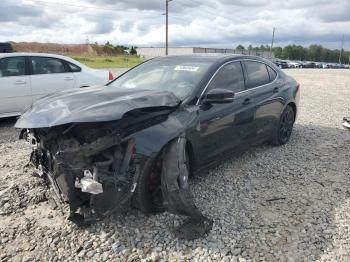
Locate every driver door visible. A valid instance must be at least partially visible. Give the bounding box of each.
[197,61,256,165]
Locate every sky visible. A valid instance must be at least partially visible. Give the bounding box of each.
[0,0,349,50]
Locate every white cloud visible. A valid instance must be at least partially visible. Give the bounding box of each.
[0,0,349,49]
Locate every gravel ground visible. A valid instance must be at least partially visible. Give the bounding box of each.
[1,69,350,261]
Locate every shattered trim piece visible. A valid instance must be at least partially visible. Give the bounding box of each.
[343,117,350,129]
[161,138,213,239]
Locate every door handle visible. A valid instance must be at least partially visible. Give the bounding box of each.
[15,80,26,85]
[64,77,74,81]
[242,98,250,105]
[209,117,221,123]
[273,87,279,93]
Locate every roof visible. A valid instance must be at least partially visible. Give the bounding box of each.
[152,53,271,65]
[0,52,86,68]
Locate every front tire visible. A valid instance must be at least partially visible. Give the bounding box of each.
[272,105,295,146]
[132,157,164,214]
[132,141,191,215]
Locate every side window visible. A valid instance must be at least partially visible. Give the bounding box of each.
[31,57,68,75]
[267,65,277,81]
[245,61,270,88]
[0,57,26,77]
[207,62,245,93]
[68,62,82,72]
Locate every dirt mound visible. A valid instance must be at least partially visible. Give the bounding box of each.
[10,42,124,56]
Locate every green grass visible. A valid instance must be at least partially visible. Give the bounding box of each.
[71,56,143,69]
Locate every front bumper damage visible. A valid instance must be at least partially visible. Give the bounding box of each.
[23,126,141,225]
[21,118,212,239]
[16,88,212,238]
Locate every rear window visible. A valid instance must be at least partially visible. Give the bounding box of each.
[31,57,68,75]
[245,61,270,88]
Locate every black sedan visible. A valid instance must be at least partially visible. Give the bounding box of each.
[15,54,300,239]
[272,59,289,69]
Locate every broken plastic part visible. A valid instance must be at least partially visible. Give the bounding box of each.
[343,117,350,129]
[161,137,213,239]
[79,177,103,195]
[84,170,93,178]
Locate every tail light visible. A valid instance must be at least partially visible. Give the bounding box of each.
[108,71,114,81]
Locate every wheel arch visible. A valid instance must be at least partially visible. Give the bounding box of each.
[142,136,195,188]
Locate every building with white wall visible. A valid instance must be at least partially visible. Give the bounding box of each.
[137,47,273,59]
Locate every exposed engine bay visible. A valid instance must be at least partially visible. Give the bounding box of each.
[17,91,213,239]
[23,124,140,225]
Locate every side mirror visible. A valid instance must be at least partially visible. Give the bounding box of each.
[203,88,234,104]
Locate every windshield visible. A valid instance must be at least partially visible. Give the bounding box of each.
[108,58,211,100]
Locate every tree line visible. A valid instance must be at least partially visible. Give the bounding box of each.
[236,44,349,64]
[93,41,138,55]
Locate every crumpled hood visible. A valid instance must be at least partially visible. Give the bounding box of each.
[15,86,180,128]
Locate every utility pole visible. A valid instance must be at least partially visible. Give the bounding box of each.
[165,0,172,56]
[270,27,276,58]
[339,34,344,64]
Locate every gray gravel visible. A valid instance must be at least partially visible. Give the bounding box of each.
[1,69,350,261]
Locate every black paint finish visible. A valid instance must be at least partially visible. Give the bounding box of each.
[16,54,299,232]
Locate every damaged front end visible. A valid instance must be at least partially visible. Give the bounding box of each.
[16,88,212,238]
[22,120,148,225]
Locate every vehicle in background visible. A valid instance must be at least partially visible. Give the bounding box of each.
[314,62,323,68]
[271,60,349,69]
[326,63,337,69]
[0,53,114,118]
[0,43,13,53]
[300,61,316,68]
[272,59,289,69]
[286,61,301,68]
[328,63,342,69]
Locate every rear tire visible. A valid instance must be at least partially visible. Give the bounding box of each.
[272,105,295,146]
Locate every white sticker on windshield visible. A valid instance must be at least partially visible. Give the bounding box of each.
[174,66,199,72]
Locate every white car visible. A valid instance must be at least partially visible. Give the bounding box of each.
[0,53,114,118]
[287,61,301,68]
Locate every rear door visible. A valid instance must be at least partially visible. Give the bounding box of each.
[243,60,284,141]
[197,61,256,164]
[0,56,31,115]
[29,56,76,102]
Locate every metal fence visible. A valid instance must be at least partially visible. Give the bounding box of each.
[137,47,273,59]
